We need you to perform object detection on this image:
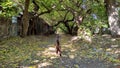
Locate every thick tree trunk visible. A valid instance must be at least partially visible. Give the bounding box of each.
[105,0,120,37]
[21,0,30,37]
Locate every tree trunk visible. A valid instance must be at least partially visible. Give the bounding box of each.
[105,0,120,37]
[21,0,30,37]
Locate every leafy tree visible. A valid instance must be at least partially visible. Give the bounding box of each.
[82,0,108,35]
[47,0,93,35]
[1,0,120,37]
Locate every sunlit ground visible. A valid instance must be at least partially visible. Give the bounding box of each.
[0,34,120,68]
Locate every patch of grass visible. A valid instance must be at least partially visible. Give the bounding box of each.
[0,36,48,68]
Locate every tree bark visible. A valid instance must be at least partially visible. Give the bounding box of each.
[105,0,120,37]
[21,0,30,37]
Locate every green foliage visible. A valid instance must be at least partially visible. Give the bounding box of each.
[80,1,108,35]
[58,23,68,34]
[0,0,19,17]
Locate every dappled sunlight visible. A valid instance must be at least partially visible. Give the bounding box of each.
[37,62,52,68]
[71,49,77,52]
[42,46,57,57]
[32,60,39,63]
[105,44,120,56]
[114,49,120,54]
[63,44,72,48]
[83,35,92,43]
[48,47,56,51]
[69,55,75,59]
[111,45,119,48]
[111,38,116,41]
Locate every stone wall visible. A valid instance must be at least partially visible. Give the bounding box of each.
[0,17,11,39]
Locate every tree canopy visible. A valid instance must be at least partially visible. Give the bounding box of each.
[0,0,120,36]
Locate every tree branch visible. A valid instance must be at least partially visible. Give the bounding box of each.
[52,8,75,27]
[32,0,39,12]
[13,0,24,10]
[53,15,74,27]
[41,2,51,11]
[63,11,69,22]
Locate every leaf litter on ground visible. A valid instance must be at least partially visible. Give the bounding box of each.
[0,35,120,68]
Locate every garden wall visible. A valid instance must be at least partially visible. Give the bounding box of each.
[0,17,11,39]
